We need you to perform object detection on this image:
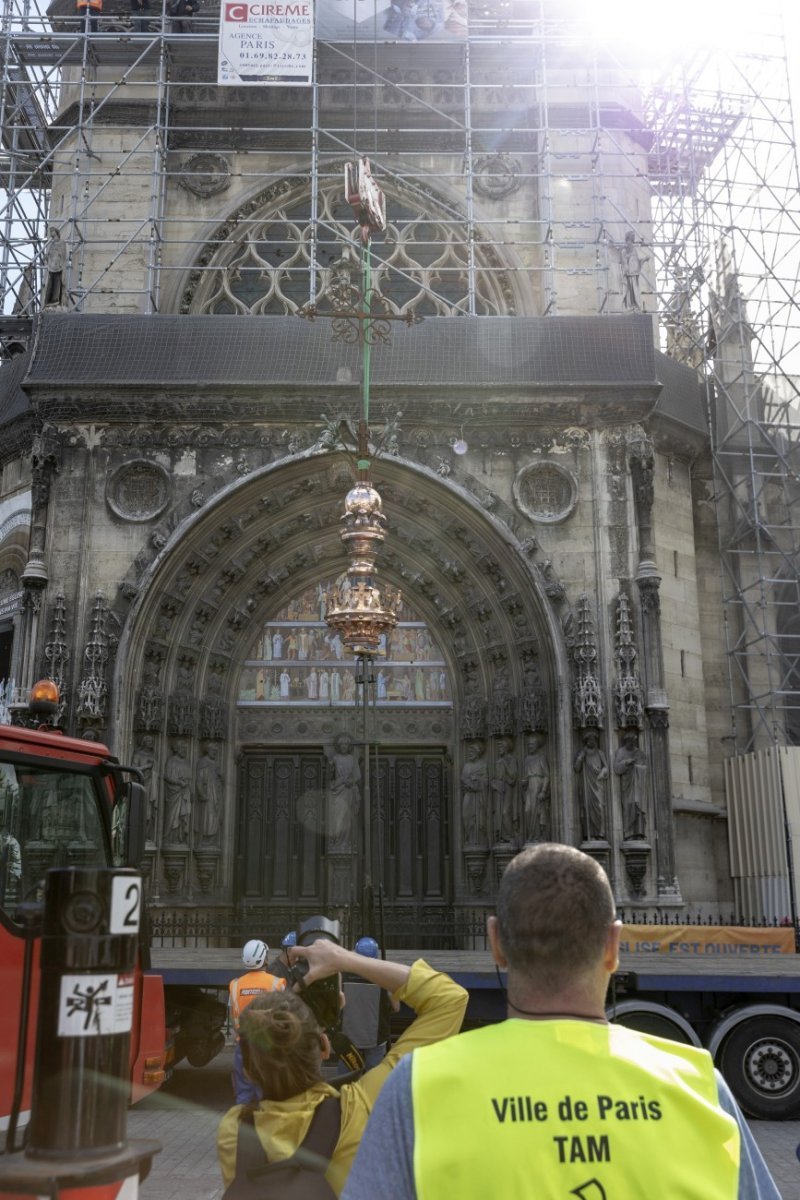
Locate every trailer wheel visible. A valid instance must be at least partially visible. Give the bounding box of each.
[186,1030,225,1069]
[607,1001,700,1047]
[719,1017,800,1119]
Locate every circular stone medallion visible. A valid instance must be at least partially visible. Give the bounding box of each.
[107,460,171,523]
[178,153,232,198]
[513,461,578,524]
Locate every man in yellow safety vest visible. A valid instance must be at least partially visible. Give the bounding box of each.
[228,938,285,1103]
[343,843,780,1200]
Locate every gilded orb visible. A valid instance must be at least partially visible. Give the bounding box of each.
[344,481,383,518]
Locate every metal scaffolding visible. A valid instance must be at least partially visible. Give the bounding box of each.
[643,27,800,754]
[1,0,799,750]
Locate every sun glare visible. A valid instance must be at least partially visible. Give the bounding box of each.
[578,0,785,61]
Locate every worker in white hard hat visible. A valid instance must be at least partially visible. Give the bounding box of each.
[228,938,286,1103]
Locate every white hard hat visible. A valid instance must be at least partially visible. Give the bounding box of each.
[242,939,268,969]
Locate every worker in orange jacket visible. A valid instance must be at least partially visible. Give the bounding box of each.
[76,0,102,32]
[228,939,286,1103]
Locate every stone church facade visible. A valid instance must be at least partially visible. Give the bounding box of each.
[0,5,752,934]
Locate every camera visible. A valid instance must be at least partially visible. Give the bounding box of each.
[287,915,364,1074]
[286,915,342,1032]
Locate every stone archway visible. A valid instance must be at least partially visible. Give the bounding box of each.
[113,451,570,920]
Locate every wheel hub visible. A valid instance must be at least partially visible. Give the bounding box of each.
[744,1038,797,1094]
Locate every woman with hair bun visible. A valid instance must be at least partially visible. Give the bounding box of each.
[217,938,467,1196]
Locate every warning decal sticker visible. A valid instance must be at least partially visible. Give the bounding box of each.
[58,973,134,1037]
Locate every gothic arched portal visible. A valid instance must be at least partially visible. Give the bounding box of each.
[114,452,570,929]
[234,580,456,917]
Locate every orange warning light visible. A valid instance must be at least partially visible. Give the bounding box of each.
[29,678,60,710]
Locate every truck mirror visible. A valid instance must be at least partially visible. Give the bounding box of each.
[115,780,146,868]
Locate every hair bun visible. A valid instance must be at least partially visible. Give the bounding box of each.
[239,990,323,1100]
[264,1004,303,1053]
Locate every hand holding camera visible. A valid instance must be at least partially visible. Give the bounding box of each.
[286,938,349,988]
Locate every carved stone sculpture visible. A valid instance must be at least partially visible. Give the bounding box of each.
[461,739,489,848]
[523,732,551,843]
[572,595,603,728]
[489,668,514,736]
[163,738,192,845]
[617,231,649,312]
[195,742,223,845]
[132,733,157,843]
[491,736,517,843]
[325,733,360,852]
[574,729,608,841]
[43,227,67,306]
[613,731,648,840]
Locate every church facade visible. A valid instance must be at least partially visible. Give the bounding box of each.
[0,2,788,935]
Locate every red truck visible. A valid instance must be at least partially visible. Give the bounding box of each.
[0,694,224,1141]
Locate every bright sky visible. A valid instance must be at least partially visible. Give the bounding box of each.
[579,0,799,146]
[578,0,800,378]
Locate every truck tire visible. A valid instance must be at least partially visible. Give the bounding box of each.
[718,1016,800,1119]
[608,1001,699,1046]
[186,1030,225,1069]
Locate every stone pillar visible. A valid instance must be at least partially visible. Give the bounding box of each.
[9,429,60,717]
[630,435,681,900]
[11,568,47,715]
[326,853,354,906]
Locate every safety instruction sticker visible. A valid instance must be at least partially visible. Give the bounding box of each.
[57,973,134,1037]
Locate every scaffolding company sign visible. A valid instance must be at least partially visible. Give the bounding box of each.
[219,2,313,86]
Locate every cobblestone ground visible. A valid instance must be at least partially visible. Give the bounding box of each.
[129,1047,800,1200]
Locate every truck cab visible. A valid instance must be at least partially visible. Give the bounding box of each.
[0,719,168,1135]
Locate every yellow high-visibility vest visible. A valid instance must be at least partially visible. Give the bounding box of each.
[228,969,285,1033]
[412,1018,740,1199]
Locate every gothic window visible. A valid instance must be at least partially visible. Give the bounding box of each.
[183,174,521,318]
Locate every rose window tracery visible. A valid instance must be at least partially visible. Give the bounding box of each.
[184,176,519,318]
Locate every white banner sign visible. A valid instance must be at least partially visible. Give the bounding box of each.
[218,1,314,86]
[315,0,467,43]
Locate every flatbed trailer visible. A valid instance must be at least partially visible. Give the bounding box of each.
[149,947,800,1120]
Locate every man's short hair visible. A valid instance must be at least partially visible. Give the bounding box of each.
[496,843,615,991]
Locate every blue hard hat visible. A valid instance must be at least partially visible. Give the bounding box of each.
[355,936,380,958]
[281,931,297,949]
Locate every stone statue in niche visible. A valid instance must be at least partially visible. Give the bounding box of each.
[325,733,360,852]
[491,736,517,843]
[523,732,551,843]
[163,738,192,845]
[616,231,649,313]
[132,733,157,843]
[573,729,609,842]
[195,742,223,845]
[461,739,489,848]
[613,731,648,840]
[43,227,67,307]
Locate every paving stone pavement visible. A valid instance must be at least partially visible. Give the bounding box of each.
[130,1047,233,1200]
[749,1120,800,1199]
[129,1046,800,1199]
